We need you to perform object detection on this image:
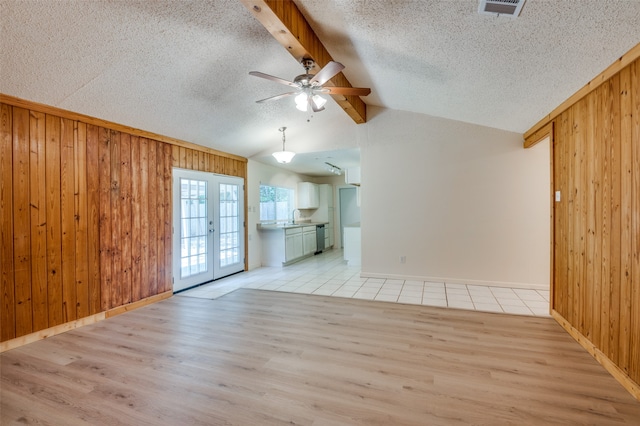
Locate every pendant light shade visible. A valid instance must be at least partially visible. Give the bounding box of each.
[273,127,295,164]
[272,150,296,163]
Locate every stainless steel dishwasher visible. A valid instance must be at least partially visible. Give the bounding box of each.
[315,224,325,254]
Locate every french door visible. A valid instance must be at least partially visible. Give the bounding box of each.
[172,169,244,292]
[213,175,245,279]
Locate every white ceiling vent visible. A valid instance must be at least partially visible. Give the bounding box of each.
[478,0,526,18]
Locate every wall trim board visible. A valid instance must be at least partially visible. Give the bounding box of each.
[547,136,555,315]
[552,310,640,402]
[524,42,640,140]
[0,312,105,353]
[0,291,172,352]
[524,121,553,149]
[105,290,172,318]
[0,94,247,163]
[360,272,548,290]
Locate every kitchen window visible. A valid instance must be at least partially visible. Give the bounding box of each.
[260,184,294,223]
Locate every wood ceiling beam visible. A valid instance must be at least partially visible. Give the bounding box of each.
[240,0,368,124]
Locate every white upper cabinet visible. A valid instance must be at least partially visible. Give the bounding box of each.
[310,184,332,222]
[297,182,319,209]
[345,167,361,186]
[319,183,333,208]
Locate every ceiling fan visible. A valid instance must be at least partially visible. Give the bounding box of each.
[249,58,371,112]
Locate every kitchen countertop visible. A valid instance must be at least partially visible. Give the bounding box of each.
[257,222,328,230]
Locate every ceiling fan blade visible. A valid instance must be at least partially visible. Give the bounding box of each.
[249,71,298,88]
[309,61,345,86]
[256,92,298,103]
[308,95,325,112]
[322,87,371,96]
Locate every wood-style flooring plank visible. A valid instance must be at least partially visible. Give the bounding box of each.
[2,290,639,425]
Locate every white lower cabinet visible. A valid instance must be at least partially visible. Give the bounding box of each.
[326,225,334,248]
[303,226,317,255]
[285,228,303,262]
[259,224,323,267]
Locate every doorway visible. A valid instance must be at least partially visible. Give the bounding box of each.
[172,169,245,292]
[339,187,360,248]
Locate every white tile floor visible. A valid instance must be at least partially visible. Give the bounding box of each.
[178,249,551,317]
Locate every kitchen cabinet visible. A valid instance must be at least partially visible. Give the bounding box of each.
[310,184,335,249]
[325,225,334,248]
[285,227,303,262]
[297,182,319,209]
[345,167,361,186]
[319,183,333,208]
[258,224,318,266]
[303,226,317,255]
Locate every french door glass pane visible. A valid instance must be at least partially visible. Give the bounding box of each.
[180,178,209,278]
[219,183,240,267]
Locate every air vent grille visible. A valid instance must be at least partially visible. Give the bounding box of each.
[478,0,526,17]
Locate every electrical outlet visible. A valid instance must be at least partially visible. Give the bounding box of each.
[400,256,406,264]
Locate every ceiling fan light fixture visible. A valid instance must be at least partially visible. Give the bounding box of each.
[295,93,308,111]
[273,126,295,164]
[313,94,327,109]
[250,60,370,115]
[294,92,326,112]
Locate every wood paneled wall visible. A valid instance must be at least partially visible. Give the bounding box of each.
[1,98,247,343]
[547,56,639,396]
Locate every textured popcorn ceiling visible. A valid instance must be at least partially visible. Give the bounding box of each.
[1,0,639,175]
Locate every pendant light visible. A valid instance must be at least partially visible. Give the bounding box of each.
[272,127,295,164]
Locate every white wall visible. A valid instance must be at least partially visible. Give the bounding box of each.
[360,107,550,288]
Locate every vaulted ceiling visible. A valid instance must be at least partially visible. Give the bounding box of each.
[1,1,639,175]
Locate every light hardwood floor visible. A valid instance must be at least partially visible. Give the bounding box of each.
[2,289,639,425]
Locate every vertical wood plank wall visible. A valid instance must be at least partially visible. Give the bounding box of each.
[0,99,247,343]
[551,57,639,392]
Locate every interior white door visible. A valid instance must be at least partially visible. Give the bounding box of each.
[173,169,215,292]
[213,175,245,279]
